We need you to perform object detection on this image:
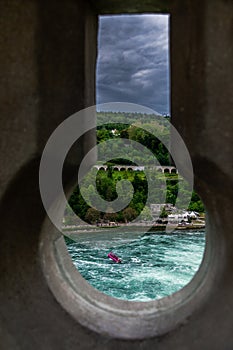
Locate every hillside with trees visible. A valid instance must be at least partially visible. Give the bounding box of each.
[97,111,170,166]
[65,112,204,225]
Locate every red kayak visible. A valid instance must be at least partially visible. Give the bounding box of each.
[108,252,122,263]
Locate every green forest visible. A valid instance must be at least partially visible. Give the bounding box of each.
[66,112,204,225]
[96,111,170,165]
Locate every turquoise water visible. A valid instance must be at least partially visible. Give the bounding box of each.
[65,230,205,301]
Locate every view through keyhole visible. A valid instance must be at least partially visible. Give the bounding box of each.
[62,14,206,302]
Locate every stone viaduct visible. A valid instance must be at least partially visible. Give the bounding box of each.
[94,165,178,174]
[0,1,233,350]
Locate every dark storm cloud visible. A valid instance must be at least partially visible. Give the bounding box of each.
[96,15,170,115]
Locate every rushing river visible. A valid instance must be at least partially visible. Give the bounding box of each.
[65,229,205,301]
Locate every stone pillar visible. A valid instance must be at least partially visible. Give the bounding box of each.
[171,1,233,347]
[0,0,98,348]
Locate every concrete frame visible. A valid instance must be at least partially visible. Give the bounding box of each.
[0,0,233,349]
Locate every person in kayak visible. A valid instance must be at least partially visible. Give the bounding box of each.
[108,252,122,263]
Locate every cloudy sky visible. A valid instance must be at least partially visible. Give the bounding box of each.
[96,15,170,115]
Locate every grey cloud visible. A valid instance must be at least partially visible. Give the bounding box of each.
[97,15,170,115]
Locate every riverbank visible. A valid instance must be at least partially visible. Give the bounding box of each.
[62,221,205,235]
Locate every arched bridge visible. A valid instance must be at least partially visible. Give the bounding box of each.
[93,165,178,174]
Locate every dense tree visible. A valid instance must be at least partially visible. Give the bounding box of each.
[160,206,168,218]
[140,206,153,221]
[66,169,204,225]
[103,212,118,222]
[85,208,100,224]
[122,207,138,223]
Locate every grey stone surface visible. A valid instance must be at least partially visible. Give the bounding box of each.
[90,0,171,14]
[0,0,233,349]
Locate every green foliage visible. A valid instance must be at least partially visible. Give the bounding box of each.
[85,208,100,224]
[188,200,205,212]
[65,112,204,225]
[140,206,153,221]
[67,169,204,225]
[160,206,168,218]
[122,207,138,223]
[97,112,170,166]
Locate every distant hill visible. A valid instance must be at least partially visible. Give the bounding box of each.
[96,111,171,166]
[97,111,170,126]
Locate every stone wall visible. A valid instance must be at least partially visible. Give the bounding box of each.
[0,0,233,349]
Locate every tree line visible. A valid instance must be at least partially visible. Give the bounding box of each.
[66,167,204,225]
